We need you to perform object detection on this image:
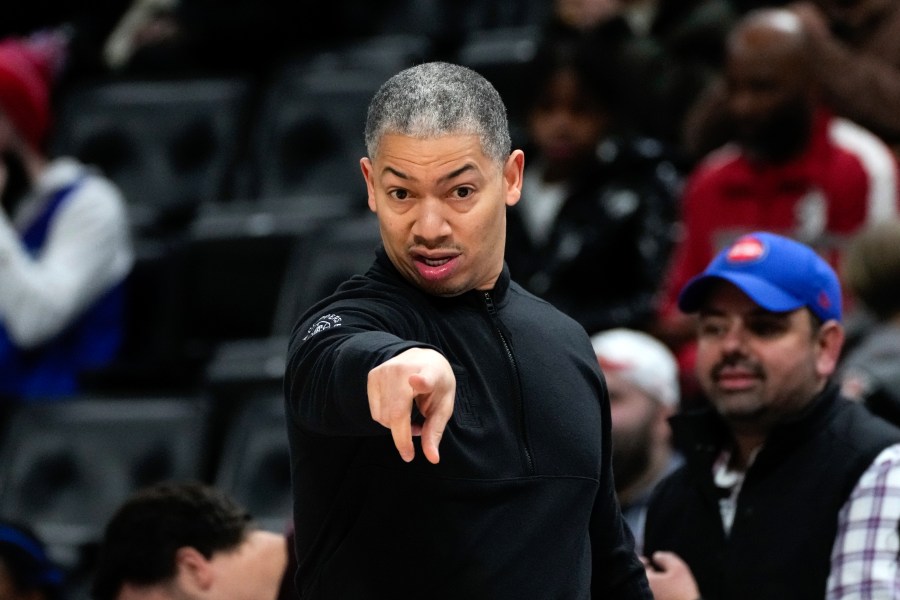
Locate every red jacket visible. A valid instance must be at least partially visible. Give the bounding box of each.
[660,109,899,388]
[663,109,899,318]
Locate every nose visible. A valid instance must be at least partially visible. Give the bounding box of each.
[719,319,750,355]
[411,197,452,243]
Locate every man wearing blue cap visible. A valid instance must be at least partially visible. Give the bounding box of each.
[641,231,900,600]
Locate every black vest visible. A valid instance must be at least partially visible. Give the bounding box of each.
[644,384,900,600]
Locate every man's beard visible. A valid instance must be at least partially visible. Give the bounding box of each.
[736,99,814,164]
[612,418,655,496]
[1,151,31,217]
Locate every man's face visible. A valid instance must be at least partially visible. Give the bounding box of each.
[361,133,523,296]
[607,372,667,494]
[725,34,814,162]
[115,531,287,600]
[208,531,287,600]
[694,282,837,432]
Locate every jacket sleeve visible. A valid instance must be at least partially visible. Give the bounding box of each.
[283,299,437,437]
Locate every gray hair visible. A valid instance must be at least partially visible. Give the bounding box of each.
[364,61,511,165]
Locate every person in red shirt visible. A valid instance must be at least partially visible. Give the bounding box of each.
[655,7,899,399]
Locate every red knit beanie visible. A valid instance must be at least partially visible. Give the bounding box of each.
[0,32,66,151]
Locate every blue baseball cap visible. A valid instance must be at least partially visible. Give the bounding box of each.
[678,231,842,322]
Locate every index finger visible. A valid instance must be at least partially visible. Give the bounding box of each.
[419,395,454,465]
[390,411,415,463]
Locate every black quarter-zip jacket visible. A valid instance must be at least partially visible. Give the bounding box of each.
[284,247,651,600]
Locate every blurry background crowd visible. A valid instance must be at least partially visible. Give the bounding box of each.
[0,0,898,598]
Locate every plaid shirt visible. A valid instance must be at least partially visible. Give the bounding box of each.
[827,443,900,599]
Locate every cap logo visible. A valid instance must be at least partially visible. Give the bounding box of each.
[726,236,766,263]
[817,290,831,310]
[598,357,631,373]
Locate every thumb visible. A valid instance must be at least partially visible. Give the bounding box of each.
[408,371,435,396]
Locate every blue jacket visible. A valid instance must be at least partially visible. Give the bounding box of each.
[0,180,125,400]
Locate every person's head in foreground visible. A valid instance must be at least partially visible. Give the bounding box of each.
[90,481,287,600]
[360,61,524,298]
[0,519,65,600]
[677,231,844,432]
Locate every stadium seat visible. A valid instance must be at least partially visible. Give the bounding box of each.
[271,212,382,335]
[0,396,211,571]
[50,78,253,236]
[248,63,385,201]
[214,393,292,534]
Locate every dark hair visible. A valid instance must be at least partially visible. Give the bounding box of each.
[0,519,65,600]
[90,481,253,600]
[523,35,621,118]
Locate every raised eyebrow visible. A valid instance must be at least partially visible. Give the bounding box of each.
[438,164,477,184]
[382,166,410,180]
[380,164,475,183]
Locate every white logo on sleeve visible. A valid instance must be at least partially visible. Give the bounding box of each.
[302,314,342,340]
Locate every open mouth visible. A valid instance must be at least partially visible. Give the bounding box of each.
[420,256,452,267]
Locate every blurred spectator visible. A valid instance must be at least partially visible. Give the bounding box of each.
[837,220,900,426]
[591,328,684,554]
[96,0,383,79]
[685,0,900,161]
[505,35,681,334]
[0,32,133,403]
[543,0,738,148]
[655,7,899,396]
[790,0,900,158]
[0,519,65,600]
[91,481,291,600]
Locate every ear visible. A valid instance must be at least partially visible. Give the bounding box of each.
[174,546,215,592]
[815,320,845,378]
[503,150,525,208]
[360,157,377,213]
